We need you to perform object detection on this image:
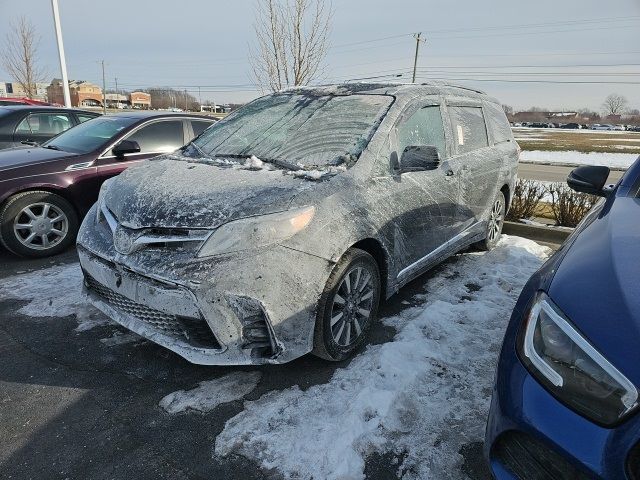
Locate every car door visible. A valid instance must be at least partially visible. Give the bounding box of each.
[95,118,187,187]
[388,101,463,278]
[13,111,74,146]
[446,100,496,227]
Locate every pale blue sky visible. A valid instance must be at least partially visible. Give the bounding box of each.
[1,0,639,110]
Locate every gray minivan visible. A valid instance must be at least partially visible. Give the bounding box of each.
[77,83,518,365]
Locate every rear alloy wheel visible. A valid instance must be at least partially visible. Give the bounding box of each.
[477,190,506,251]
[313,248,381,361]
[0,191,79,258]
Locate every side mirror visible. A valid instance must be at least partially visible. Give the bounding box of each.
[398,145,440,173]
[567,165,610,197]
[112,139,141,158]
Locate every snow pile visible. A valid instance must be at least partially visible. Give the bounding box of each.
[287,165,347,180]
[160,372,262,414]
[0,263,110,331]
[240,155,275,171]
[520,150,637,168]
[215,236,550,479]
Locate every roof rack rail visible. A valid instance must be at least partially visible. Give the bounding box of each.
[421,82,486,95]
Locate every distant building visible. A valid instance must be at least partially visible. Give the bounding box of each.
[105,93,128,108]
[46,79,104,107]
[0,81,48,100]
[129,91,151,109]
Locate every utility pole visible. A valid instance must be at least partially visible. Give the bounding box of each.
[412,32,425,83]
[184,89,188,111]
[101,60,106,114]
[198,86,202,109]
[114,77,118,108]
[51,0,71,107]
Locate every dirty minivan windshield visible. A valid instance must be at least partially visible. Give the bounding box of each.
[191,93,393,167]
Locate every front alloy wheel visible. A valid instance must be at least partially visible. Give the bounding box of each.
[313,248,381,361]
[0,191,79,258]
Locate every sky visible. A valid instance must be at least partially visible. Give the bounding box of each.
[0,0,639,111]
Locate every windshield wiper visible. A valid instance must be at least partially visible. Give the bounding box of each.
[213,153,300,171]
[44,145,61,151]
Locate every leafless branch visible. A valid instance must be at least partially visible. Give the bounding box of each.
[250,0,332,92]
[2,17,46,98]
[602,93,628,116]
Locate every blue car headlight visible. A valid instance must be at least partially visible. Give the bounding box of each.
[519,292,639,426]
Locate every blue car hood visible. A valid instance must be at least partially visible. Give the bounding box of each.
[549,195,640,385]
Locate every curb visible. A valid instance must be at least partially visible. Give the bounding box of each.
[503,221,572,246]
[518,160,629,172]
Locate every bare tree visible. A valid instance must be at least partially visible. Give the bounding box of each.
[2,17,46,98]
[602,93,628,116]
[251,0,332,92]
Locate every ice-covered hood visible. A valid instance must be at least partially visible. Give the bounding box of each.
[548,195,640,384]
[104,157,317,229]
[0,146,77,172]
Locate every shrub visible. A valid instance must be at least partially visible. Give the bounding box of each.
[505,179,546,221]
[546,183,599,227]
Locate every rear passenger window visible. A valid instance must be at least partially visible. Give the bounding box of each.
[397,105,446,159]
[449,106,489,154]
[484,102,512,144]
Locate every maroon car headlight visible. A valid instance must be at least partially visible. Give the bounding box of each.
[519,292,639,426]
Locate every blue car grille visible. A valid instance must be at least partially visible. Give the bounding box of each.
[492,431,591,480]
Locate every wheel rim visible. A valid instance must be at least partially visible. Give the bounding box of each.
[487,195,505,243]
[330,266,375,347]
[13,202,69,250]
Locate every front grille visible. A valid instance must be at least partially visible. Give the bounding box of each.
[628,442,640,480]
[492,431,591,480]
[85,274,220,349]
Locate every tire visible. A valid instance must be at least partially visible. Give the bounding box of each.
[312,248,381,361]
[476,190,506,251]
[0,191,79,258]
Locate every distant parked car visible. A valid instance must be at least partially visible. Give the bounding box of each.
[0,97,53,106]
[529,122,550,128]
[0,105,100,150]
[592,124,614,131]
[486,158,640,479]
[0,112,216,257]
[613,124,626,131]
[77,82,519,365]
[559,123,581,129]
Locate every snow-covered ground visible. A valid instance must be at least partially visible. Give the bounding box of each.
[519,150,638,169]
[1,236,550,479]
[0,263,110,332]
[212,236,550,479]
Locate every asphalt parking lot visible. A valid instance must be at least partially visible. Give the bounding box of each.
[0,246,501,480]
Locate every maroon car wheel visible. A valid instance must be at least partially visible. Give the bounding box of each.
[0,191,79,258]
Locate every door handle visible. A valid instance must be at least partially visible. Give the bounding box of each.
[445,169,455,176]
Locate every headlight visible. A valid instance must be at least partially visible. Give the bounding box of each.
[520,292,638,426]
[197,206,315,258]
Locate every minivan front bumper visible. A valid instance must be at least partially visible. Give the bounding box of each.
[77,207,334,365]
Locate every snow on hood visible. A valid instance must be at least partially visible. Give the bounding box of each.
[103,156,317,230]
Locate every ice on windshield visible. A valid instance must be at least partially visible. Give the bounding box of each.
[45,117,135,154]
[193,93,393,167]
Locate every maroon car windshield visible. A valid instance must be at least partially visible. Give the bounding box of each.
[44,116,138,154]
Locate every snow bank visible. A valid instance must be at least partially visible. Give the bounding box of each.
[520,150,638,169]
[215,236,550,479]
[160,372,262,414]
[0,263,110,331]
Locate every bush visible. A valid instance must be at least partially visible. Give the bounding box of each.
[546,183,599,227]
[505,179,546,221]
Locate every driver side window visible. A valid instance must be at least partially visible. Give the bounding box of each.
[397,105,446,159]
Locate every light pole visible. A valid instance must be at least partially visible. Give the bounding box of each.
[51,0,71,107]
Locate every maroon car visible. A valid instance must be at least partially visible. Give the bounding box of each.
[0,112,215,257]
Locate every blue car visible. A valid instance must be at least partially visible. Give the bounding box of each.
[485,156,640,479]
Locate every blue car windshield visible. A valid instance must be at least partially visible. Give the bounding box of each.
[44,116,137,154]
[191,93,393,168]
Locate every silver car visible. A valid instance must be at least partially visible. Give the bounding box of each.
[77,83,518,365]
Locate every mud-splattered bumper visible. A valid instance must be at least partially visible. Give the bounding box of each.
[77,225,333,365]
